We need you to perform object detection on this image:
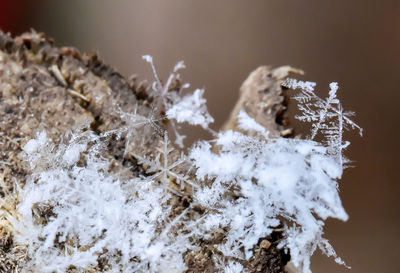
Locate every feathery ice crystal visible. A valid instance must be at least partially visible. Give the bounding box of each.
[10,58,362,273]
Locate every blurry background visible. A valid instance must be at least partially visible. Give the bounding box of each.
[1,0,399,272]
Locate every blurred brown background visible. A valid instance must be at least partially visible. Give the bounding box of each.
[1,1,399,272]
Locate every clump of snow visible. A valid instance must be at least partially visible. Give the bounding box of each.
[14,131,189,272]
[167,88,214,129]
[189,128,347,271]
[189,81,361,273]
[237,110,269,137]
[23,131,47,155]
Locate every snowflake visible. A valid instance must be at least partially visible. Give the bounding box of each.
[133,132,198,196]
[114,104,163,156]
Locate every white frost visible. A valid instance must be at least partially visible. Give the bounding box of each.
[237,109,269,136]
[189,126,348,272]
[166,88,214,129]
[15,132,189,273]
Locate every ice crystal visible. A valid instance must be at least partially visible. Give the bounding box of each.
[283,79,363,168]
[114,104,163,156]
[132,132,198,195]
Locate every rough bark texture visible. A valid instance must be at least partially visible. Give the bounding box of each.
[0,30,297,273]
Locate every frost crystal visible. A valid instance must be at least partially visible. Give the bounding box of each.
[283,79,363,168]
[133,133,198,195]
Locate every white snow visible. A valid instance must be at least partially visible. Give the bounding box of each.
[167,88,214,129]
[189,125,348,271]
[15,132,189,273]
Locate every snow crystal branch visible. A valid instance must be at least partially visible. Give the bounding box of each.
[283,78,362,168]
[133,132,198,196]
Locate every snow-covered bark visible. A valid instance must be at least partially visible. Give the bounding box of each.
[9,58,361,273]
